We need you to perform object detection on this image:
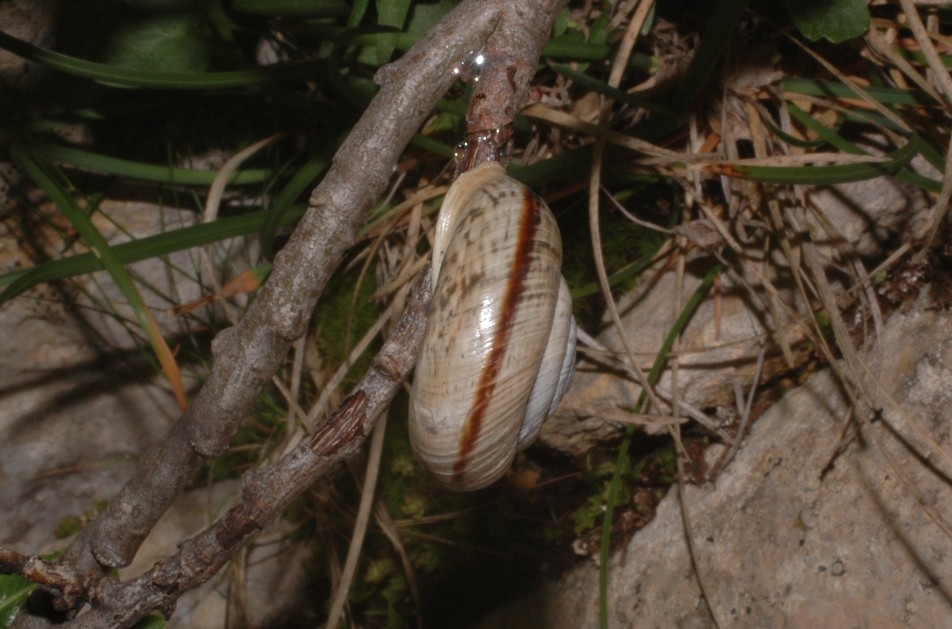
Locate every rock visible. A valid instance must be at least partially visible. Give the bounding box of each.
[0,199,276,623]
[507,307,952,627]
[0,287,176,554]
[0,0,55,87]
[806,153,935,260]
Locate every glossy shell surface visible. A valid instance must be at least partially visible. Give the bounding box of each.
[409,162,575,490]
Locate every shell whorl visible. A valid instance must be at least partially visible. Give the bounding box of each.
[409,162,576,490]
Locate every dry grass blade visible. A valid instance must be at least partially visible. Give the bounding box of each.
[201,133,283,326]
[886,1,952,251]
[784,204,952,544]
[588,0,665,426]
[372,500,423,629]
[325,415,389,628]
[897,0,952,105]
[674,425,724,629]
[574,331,738,442]
[865,26,943,104]
[668,190,722,628]
[524,103,705,164]
[287,336,307,435]
[305,297,398,429]
[709,344,766,478]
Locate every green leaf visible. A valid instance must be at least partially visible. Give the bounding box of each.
[552,6,571,38]
[0,574,33,627]
[782,0,871,44]
[231,0,350,17]
[104,13,209,73]
[347,0,371,27]
[365,557,397,584]
[405,0,457,39]
[672,0,750,112]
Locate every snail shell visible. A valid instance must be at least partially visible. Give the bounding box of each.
[409,161,576,490]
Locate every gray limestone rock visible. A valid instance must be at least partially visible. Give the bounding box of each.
[489,308,952,627]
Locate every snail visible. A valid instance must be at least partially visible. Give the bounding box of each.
[409,161,577,490]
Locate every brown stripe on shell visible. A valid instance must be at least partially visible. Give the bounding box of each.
[451,187,542,484]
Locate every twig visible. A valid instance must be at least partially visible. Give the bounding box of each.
[458,2,568,172]
[0,548,88,613]
[61,270,432,628]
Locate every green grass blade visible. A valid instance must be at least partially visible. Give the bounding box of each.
[9,143,187,406]
[672,0,751,112]
[508,144,596,188]
[0,205,304,300]
[542,36,653,71]
[410,133,456,159]
[347,0,371,28]
[300,24,654,69]
[783,76,939,107]
[375,0,412,65]
[0,30,324,89]
[329,25,399,108]
[260,153,330,260]
[27,141,271,185]
[720,137,918,185]
[632,0,751,141]
[786,103,941,192]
